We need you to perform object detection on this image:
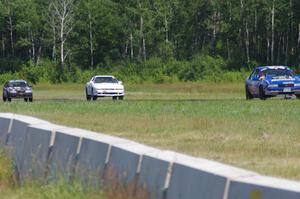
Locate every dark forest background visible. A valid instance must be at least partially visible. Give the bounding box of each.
[1,0,300,84]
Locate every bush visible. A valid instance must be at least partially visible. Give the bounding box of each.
[77,70,95,83]
[0,57,248,84]
[64,64,81,83]
[0,73,18,85]
[19,61,40,84]
[221,71,247,82]
[178,55,226,82]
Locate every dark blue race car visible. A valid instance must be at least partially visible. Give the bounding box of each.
[245,66,300,100]
[2,80,33,102]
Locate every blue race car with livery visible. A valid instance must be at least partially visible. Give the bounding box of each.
[245,66,300,100]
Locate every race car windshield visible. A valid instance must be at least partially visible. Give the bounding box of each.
[94,77,118,83]
[8,82,27,87]
[264,69,294,77]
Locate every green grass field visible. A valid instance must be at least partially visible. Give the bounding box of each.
[1,82,300,181]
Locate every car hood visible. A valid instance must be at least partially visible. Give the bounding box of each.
[93,83,124,89]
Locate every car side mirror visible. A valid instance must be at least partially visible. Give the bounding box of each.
[119,81,123,85]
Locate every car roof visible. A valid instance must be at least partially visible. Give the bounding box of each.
[8,80,27,83]
[256,66,291,71]
[94,75,115,78]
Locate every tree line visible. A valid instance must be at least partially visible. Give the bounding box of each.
[1,0,300,82]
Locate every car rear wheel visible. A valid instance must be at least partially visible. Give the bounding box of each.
[7,98,11,102]
[118,96,124,100]
[29,98,33,102]
[296,95,300,99]
[245,86,253,100]
[112,96,118,100]
[24,98,28,102]
[259,86,266,100]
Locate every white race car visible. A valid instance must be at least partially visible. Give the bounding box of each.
[85,75,125,100]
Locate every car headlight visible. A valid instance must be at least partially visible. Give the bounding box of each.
[25,87,32,93]
[268,84,278,88]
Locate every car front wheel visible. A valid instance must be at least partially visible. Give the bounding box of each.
[3,93,7,102]
[5,92,12,102]
[91,88,97,101]
[245,86,253,100]
[86,88,91,101]
[259,86,266,100]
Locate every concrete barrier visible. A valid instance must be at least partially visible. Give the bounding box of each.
[166,154,256,199]
[48,128,81,181]
[106,143,159,185]
[138,151,175,199]
[75,128,136,187]
[167,161,226,199]
[227,175,300,199]
[6,114,49,174]
[0,113,13,145]
[19,123,66,182]
[76,137,109,186]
